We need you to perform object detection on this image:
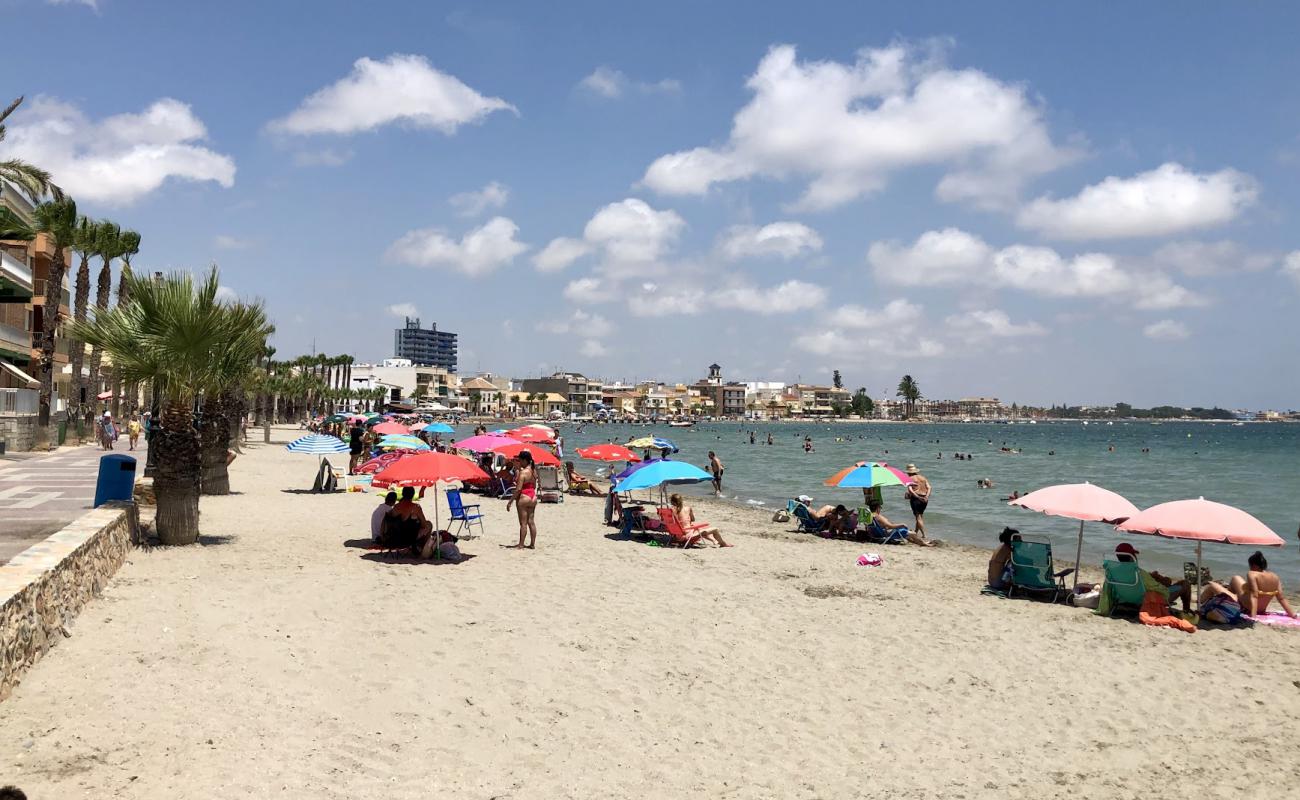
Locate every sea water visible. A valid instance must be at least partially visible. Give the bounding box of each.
[457,420,1300,579]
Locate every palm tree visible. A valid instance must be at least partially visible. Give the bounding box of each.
[87,220,121,409]
[199,300,271,495]
[31,199,77,449]
[896,375,921,419]
[67,216,98,443]
[0,97,61,201]
[111,229,140,416]
[69,267,260,544]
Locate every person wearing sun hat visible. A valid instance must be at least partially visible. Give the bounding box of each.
[902,463,932,543]
[1111,542,1193,614]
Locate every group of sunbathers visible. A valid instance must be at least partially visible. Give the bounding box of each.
[988,529,1295,624]
[791,495,935,546]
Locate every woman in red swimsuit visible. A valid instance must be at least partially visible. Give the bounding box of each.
[506,450,539,549]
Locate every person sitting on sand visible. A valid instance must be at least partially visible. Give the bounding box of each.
[1112,543,1193,614]
[371,491,397,542]
[987,527,1021,590]
[1200,551,1296,618]
[564,461,605,496]
[868,499,935,547]
[383,487,439,558]
[669,494,731,547]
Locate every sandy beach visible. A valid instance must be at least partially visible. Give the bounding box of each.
[1,426,1298,799]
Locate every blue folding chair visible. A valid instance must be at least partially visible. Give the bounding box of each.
[446,489,484,539]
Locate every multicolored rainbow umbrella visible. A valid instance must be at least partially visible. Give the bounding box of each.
[823,461,913,489]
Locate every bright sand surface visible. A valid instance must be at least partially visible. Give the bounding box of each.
[2,428,1298,798]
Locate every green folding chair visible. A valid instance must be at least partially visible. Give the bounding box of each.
[1099,559,1146,616]
[1007,538,1075,603]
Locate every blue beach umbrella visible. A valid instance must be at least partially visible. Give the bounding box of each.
[286,434,349,455]
[422,422,455,434]
[614,459,711,492]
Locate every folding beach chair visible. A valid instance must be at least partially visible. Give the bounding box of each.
[791,503,825,533]
[536,464,564,503]
[865,518,908,545]
[1007,537,1074,603]
[446,489,485,539]
[1099,559,1146,616]
[656,507,706,548]
[619,506,655,538]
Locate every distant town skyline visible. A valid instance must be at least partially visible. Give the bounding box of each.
[2,2,1298,407]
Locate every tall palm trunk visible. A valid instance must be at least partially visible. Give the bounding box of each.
[68,254,91,444]
[155,395,202,543]
[199,390,232,495]
[34,255,67,449]
[87,260,111,415]
[111,265,131,416]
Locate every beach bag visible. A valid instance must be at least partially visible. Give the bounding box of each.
[857,553,883,567]
[1201,594,1245,625]
[772,510,791,523]
[1070,588,1101,609]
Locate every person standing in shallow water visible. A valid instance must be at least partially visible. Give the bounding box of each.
[904,464,932,542]
[708,451,724,496]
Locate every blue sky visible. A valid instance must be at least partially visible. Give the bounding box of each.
[3,1,1299,408]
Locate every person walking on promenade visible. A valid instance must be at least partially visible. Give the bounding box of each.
[904,464,932,542]
[127,414,142,451]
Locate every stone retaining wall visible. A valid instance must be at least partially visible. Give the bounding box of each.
[0,502,138,700]
[0,414,37,452]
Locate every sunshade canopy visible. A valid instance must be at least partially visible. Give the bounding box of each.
[1116,498,1285,546]
[1009,482,1140,524]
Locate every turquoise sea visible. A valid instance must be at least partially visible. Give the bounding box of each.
[468,420,1300,580]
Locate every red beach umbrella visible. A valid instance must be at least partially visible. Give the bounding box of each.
[372,452,489,532]
[372,422,409,435]
[575,444,641,463]
[491,441,561,467]
[1009,482,1141,589]
[372,451,487,488]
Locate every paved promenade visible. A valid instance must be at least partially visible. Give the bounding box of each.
[0,439,146,564]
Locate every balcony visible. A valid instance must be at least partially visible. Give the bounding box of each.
[0,250,33,302]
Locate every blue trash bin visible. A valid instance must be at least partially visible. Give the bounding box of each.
[94,453,137,507]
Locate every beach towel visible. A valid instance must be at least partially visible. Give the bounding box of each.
[1246,611,1300,629]
[1138,591,1196,634]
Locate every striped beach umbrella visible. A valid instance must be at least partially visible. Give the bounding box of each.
[285,434,349,455]
[626,436,678,453]
[823,462,912,489]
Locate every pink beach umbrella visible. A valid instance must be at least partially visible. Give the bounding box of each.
[453,434,516,453]
[1115,498,1285,603]
[1009,482,1141,590]
[371,422,409,435]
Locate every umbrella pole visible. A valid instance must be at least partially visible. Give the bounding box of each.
[1195,541,1203,614]
[1073,519,1084,592]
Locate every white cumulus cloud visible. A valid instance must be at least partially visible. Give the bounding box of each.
[718,222,823,261]
[578,66,681,99]
[871,228,1207,310]
[1151,240,1278,277]
[385,216,528,276]
[449,181,509,217]
[711,280,827,313]
[536,309,613,338]
[533,237,592,273]
[214,286,239,303]
[1143,319,1190,341]
[642,42,1076,210]
[1282,252,1300,290]
[386,302,419,319]
[267,54,516,136]
[1,96,234,205]
[579,340,610,358]
[1017,163,1258,240]
[867,228,992,286]
[946,309,1047,338]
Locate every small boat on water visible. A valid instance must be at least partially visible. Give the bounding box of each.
[668,420,694,428]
